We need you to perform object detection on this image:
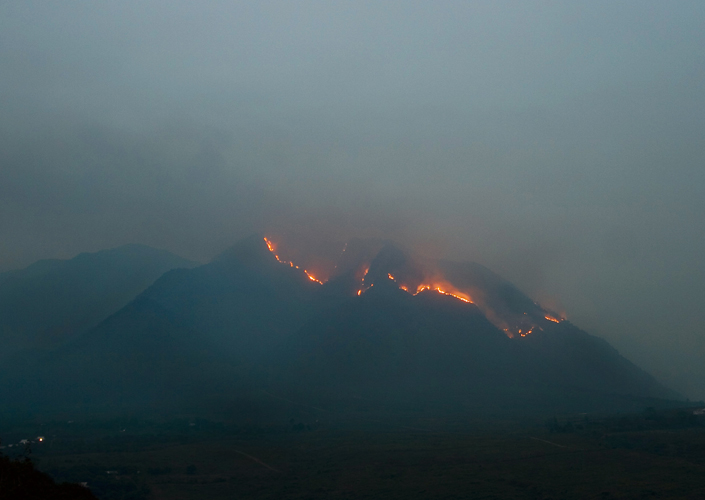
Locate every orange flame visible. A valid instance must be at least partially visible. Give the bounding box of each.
[520,327,536,337]
[264,237,325,285]
[412,283,473,304]
[264,237,562,339]
[304,270,324,285]
[264,238,275,253]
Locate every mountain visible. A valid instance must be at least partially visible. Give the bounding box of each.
[274,242,678,415]
[0,244,197,358]
[4,235,326,410]
[1,235,681,417]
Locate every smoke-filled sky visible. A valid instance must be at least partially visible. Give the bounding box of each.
[1,1,704,399]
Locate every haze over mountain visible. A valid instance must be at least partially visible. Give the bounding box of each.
[1,1,704,401]
[2,236,680,419]
[0,245,197,359]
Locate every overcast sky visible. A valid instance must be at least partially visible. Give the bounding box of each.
[1,0,704,399]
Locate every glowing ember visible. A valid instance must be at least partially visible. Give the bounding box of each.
[520,327,535,337]
[413,284,473,303]
[263,237,325,285]
[263,237,560,340]
[264,238,275,252]
[304,270,324,285]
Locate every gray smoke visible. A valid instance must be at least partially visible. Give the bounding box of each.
[1,0,704,399]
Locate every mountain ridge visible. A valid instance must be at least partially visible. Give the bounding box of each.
[0,235,683,418]
[0,244,198,358]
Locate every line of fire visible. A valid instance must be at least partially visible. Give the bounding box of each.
[263,237,564,339]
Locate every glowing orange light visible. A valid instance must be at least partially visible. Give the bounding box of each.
[520,327,535,337]
[264,237,551,341]
[304,270,324,285]
[264,237,275,252]
[263,237,325,285]
[411,284,473,303]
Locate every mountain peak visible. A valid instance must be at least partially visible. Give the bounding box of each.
[211,233,274,267]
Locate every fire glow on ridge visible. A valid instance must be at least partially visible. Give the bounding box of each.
[412,284,473,304]
[264,237,565,339]
[356,266,473,305]
[263,237,325,285]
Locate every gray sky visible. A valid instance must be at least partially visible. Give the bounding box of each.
[1,0,704,399]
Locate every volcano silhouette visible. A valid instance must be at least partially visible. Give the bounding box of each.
[2,235,681,417]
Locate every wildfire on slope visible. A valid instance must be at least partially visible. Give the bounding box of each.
[520,326,539,337]
[355,266,474,305]
[355,266,371,296]
[263,237,325,285]
[412,283,473,304]
[305,272,324,284]
[265,236,565,339]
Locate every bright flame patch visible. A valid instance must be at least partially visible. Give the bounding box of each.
[264,237,325,285]
[264,237,566,340]
[413,284,473,303]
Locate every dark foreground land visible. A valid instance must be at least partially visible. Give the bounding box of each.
[3,407,705,499]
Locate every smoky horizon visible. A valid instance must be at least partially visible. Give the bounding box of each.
[1,0,704,400]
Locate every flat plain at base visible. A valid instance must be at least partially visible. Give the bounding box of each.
[31,425,705,500]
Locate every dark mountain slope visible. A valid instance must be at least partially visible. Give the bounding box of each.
[517,322,678,400]
[4,235,326,409]
[274,281,677,415]
[275,282,515,409]
[266,241,679,413]
[0,244,197,358]
[1,235,681,417]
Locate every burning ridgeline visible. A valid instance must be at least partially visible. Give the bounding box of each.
[263,236,565,338]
